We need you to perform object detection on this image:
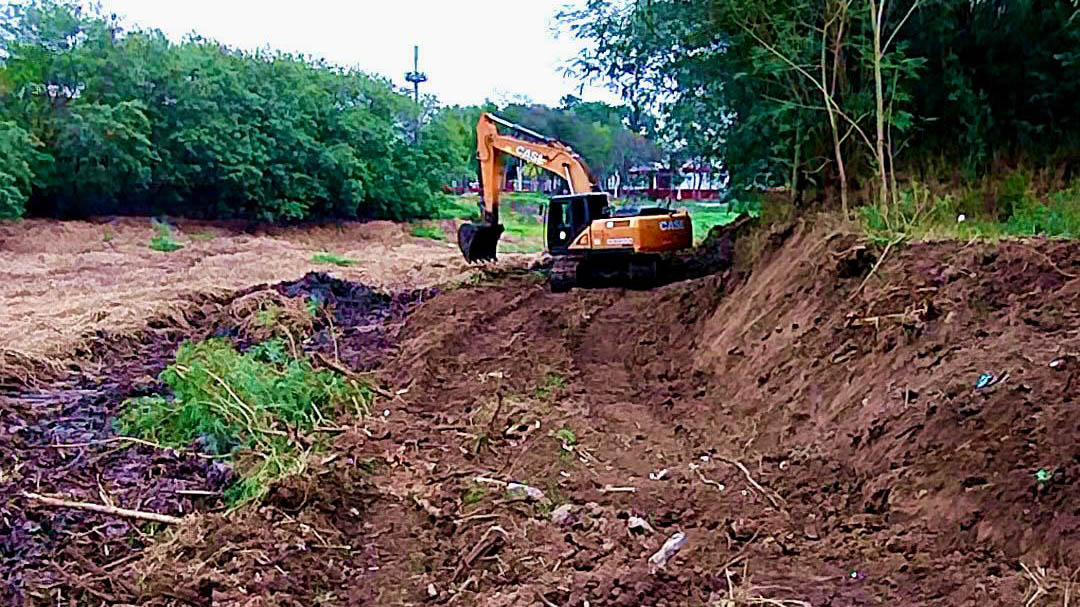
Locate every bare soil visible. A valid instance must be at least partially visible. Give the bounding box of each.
[3,219,1078,606]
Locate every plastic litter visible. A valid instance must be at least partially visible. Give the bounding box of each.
[551,503,575,526]
[506,483,545,501]
[649,468,669,481]
[627,516,655,534]
[975,373,995,389]
[648,532,687,572]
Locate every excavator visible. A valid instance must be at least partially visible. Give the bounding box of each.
[458,113,693,291]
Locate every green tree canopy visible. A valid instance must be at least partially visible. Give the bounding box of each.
[0,0,459,221]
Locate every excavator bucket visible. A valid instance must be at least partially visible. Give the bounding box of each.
[458,222,505,263]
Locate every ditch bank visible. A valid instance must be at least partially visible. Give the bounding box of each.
[5,225,1078,606]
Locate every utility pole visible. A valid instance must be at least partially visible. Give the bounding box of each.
[405,45,427,144]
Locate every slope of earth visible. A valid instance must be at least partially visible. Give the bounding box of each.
[0,218,535,387]
[123,224,1078,606]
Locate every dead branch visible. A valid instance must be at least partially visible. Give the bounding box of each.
[313,352,396,399]
[849,235,903,302]
[451,525,508,582]
[1020,244,1078,280]
[23,492,184,525]
[714,457,785,510]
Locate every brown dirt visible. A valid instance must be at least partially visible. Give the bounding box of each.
[0,217,535,387]
[6,219,1079,606]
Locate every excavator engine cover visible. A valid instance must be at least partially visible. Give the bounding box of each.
[458,222,505,262]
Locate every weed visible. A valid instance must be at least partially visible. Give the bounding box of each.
[462,483,486,507]
[103,230,114,243]
[555,427,577,446]
[535,372,566,400]
[189,231,216,242]
[409,224,445,240]
[305,295,324,318]
[255,304,282,328]
[149,220,183,252]
[115,338,371,506]
[311,251,357,267]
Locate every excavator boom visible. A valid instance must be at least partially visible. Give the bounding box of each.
[459,113,597,262]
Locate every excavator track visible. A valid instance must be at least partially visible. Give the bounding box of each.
[550,257,580,293]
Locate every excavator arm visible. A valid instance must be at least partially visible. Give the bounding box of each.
[458,113,598,262]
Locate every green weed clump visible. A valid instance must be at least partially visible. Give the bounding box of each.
[149,221,183,252]
[116,338,371,505]
[409,224,445,240]
[312,251,357,266]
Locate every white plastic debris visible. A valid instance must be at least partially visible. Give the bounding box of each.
[648,532,688,572]
[649,468,669,481]
[551,503,576,526]
[427,584,437,598]
[627,516,655,534]
[382,409,390,417]
[507,483,545,501]
[957,213,967,223]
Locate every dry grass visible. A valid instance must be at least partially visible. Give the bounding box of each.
[0,217,538,386]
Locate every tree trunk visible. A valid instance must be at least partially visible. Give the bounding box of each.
[871,0,889,208]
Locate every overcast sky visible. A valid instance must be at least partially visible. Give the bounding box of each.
[92,0,619,107]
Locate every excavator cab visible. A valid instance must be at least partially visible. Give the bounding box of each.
[546,193,610,254]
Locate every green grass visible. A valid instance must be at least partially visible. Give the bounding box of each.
[435,196,481,220]
[681,202,743,243]
[116,338,371,505]
[860,177,1080,244]
[188,231,216,242]
[409,224,446,241]
[312,251,357,267]
[149,221,184,252]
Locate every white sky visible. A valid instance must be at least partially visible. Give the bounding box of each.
[93,0,619,107]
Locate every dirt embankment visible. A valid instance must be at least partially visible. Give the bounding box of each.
[5,221,1078,606]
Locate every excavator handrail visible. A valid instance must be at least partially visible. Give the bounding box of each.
[484,113,555,145]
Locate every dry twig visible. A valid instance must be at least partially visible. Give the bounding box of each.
[849,235,903,301]
[715,456,785,509]
[23,492,184,525]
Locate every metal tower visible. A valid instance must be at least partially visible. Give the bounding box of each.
[405,45,427,143]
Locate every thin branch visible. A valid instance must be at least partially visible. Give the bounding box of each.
[737,21,875,154]
[23,492,184,525]
[884,0,921,55]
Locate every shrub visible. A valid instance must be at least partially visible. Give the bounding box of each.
[116,339,371,504]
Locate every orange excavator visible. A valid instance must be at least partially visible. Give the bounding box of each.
[458,113,693,291]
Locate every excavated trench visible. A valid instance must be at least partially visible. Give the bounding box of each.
[3,224,1079,606]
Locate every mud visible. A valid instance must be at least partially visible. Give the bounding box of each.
[5,224,1079,606]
